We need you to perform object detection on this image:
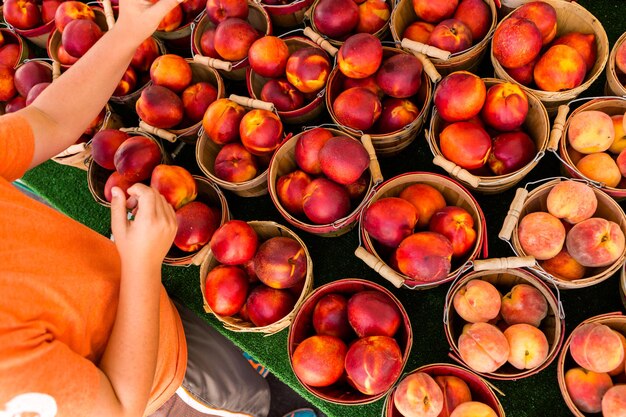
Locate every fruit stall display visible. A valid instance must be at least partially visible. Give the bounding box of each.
[8,0,626,416]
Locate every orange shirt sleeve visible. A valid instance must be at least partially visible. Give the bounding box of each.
[0,112,35,182]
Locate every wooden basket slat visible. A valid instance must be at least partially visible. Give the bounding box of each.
[428,78,550,194]
[491,0,609,116]
[606,32,626,97]
[199,220,313,334]
[445,268,564,380]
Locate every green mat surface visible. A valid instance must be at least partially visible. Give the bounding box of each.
[20,1,626,416]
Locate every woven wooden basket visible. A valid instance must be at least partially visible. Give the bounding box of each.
[47,7,110,71]
[606,32,626,97]
[87,130,169,206]
[427,78,550,194]
[0,28,29,69]
[261,0,314,28]
[557,312,626,416]
[355,172,487,290]
[499,178,626,289]
[383,363,505,417]
[246,35,333,125]
[164,176,230,266]
[547,98,626,200]
[191,3,272,80]
[200,220,313,334]
[326,47,433,157]
[390,0,497,77]
[7,10,55,48]
[621,264,626,311]
[107,37,167,111]
[491,0,609,116]
[307,0,393,47]
[267,127,383,237]
[137,59,225,144]
[497,0,575,20]
[195,95,284,197]
[287,278,412,405]
[444,266,564,380]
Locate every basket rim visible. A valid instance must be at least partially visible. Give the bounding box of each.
[444,267,566,380]
[509,177,626,289]
[606,32,626,96]
[199,220,314,334]
[267,128,374,236]
[490,0,610,102]
[557,97,626,197]
[359,171,488,289]
[286,277,414,405]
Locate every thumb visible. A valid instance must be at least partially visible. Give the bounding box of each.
[148,0,184,22]
[110,187,128,239]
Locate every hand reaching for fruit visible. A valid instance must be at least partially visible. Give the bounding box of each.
[115,0,184,45]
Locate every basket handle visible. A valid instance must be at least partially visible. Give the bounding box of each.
[191,244,211,266]
[401,38,451,61]
[473,256,536,271]
[192,54,233,72]
[498,187,528,241]
[547,104,570,152]
[432,155,480,188]
[303,27,338,57]
[411,52,441,83]
[354,246,405,288]
[360,134,383,186]
[52,61,61,80]
[51,142,91,170]
[229,94,276,111]
[138,121,178,143]
[102,0,116,30]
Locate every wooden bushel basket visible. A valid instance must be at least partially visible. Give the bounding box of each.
[163,176,230,266]
[267,127,383,237]
[200,220,313,334]
[287,278,412,405]
[0,28,29,69]
[195,95,284,198]
[444,266,565,380]
[191,4,272,81]
[383,363,505,417]
[491,0,609,116]
[87,130,169,206]
[390,0,497,77]
[621,264,626,311]
[6,12,54,49]
[306,0,393,47]
[499,177,626,289]
[260,0,315,28]
[606,32,626,97]
[355,172,487,290]
[547,98,626,200]
[497,0,576,20]
[427,78,549,194]
[246,34,335,125]
[325,47,433,158]
[137,59,226,144]
[557,312,626,416]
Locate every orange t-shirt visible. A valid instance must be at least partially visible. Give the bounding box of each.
[0,113,187,416]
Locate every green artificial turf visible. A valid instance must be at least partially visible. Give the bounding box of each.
[20,1,626,416]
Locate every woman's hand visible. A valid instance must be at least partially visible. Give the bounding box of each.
[114,0,183,45]
[110,183,177,268]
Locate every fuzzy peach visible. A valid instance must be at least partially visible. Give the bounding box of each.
[540,248,587,281]
[566,217,625,268]
[570,323,625,373]
[609,114,626,154]
[602,384,626,417]
[434,375,473,417]
[517,211,565,260]
[546,180,598,224]
[393,372,444,417]
[565,367,613,414]
[567,110,615,154]
[609,331,626,376]
[576,153,621,188]
[458,322,509,373]
[449,401,497,417]
[504,323,549,370]
[500,283,547,327]
[453,279,501,324]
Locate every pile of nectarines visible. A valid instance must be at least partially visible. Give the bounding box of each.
[330,35,423,135]
[451,277,552,375]
[3,0,59,31]
[564,108,626,190]
[50,1,105,66]
[0,60,52,111]
[247,36,331,112]
[136,54,219,129]
[275,127,370,225]
[363,182,477,284]
[562,320,626,416]
[434,72,537,176]
[391,370,499,417]
[111,37,162,98]
[204,220,308,326]
[155,0,205,33]
[513,180,625,281]
[402,0,493,55]
[312,0,390,40]
[493,1,597,92]
[197,0,261,62]
[202,97,284,184]
[291,288,404,396]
